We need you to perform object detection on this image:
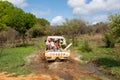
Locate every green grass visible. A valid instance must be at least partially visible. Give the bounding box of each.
[74,39,120,79]
[0,46,37,75]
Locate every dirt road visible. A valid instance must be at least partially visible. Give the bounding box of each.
[0,50,109,80]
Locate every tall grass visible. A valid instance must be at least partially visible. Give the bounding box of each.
[81,40,92,52]
[75,34,120,80]
[0,46,37,74]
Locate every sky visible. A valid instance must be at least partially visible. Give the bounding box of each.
[4,0,120,25]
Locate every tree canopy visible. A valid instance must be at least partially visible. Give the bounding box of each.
[37,18,50,26]
[0,1,37,45]
[109,13,120,37]
[0,1,14,29]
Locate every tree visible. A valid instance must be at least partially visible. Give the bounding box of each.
[109,13,120,38]
[103,13,120,48]
[28,26,45,38]
[0,1,14,19]
[63,19,86,46]
[37,18,50,26]
[34,18,50,36]
[5,8,36,45]
[0,23,5,31]
[0,1,14,30]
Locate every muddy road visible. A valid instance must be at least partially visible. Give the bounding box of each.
[26,50,110,80]
[0,50,110,80]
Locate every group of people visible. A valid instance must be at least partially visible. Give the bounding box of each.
[45,38,66,51]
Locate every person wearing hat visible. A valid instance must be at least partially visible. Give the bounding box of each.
[59,39,66,49]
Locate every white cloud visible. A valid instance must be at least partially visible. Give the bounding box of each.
[3,0,28,8]
[68,0,120,15]
[50,16,65,26]
[92,21,98,25]
[31,10,50,18]
[93,15,108,21]
[91,14,108,24]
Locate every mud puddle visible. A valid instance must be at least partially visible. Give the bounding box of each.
[26,50,106,80]
[0,50,112,80]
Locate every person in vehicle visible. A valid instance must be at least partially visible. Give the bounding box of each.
[59,39,66,49]
[45,39,50,50]
[50,38,55,51]
[54,39,59,51]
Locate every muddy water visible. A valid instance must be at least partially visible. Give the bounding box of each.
[80,62,115,80]
[80,62,106,77]
[26,51,112,80]
[28,59,75,80]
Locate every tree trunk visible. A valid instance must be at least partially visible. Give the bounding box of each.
[22,34,26,46]
[72,35,75,47]
[75,37,78,47]
[0,40,4,57]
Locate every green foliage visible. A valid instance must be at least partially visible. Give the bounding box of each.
[0,46,37,74]
[0,1,14,31]
[63,19,86,35]
[81,40,92,52]
[0,1,14,15]
[5,8,24,32]
[5,9,36,45]
[109,13,120,37]
[0,1,36,45]
[76,37,120,80]
[29,18,50,37]
[62,19,86,46]
[24,13,36,31]
[37,18,50,26]
[28,26,45,38]
[0,23,5,31]
[0,1,36,34]
[5,10,36,34]
[103,32,115,48]
[103,13,120,48]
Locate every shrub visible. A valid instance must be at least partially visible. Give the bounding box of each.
[27,27,45,38]
[81,40,92,52]
[0,27,19,48]
[0,23,5,31]
[103,33,115,48]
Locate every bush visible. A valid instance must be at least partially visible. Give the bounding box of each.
[81,40,92,52]
[116,37,120,43]
[0,27,19,48]
[103,33,115,48]
[27,27,45,38]
[0,23,5,31]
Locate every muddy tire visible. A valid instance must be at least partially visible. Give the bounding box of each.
[55,58,61,62]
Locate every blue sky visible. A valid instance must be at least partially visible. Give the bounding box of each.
[4,0,120,25]
[25,0,72,20]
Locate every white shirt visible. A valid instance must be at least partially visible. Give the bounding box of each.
[46,41,50,45]
[50,41,54,47]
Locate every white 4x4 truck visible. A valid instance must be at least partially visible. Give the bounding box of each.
[45,36,72,61]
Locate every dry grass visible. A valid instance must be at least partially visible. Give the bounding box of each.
[79,34,104,46]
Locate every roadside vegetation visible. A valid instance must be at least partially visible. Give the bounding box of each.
[0,0,120,80]
[0,46,37,75]
[73,34,120,80]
